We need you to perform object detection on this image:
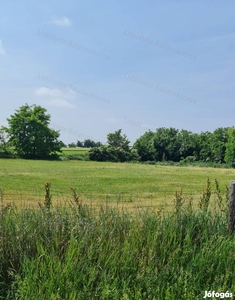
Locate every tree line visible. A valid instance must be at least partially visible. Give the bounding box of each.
[67,140,102,148]
[1,104,235,166]
[88,127,235,166]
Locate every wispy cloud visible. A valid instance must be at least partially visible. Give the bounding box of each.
[0,39,6,55]
[37,73,110,103]
[51,16,71,26]
[35,87,75,108]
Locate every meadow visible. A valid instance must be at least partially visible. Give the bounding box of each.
[1,159,235,299]
[61,147,89,156]
[0,158,235,210]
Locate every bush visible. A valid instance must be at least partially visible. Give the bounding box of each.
[181,156,197,163]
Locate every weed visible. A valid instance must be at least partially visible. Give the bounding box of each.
[174,188,185,214]
[199,177,211,211]
[44,182,52,210]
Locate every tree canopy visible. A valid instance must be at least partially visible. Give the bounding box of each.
[133,127,230,163]
[107,129,130,151]
[5,104,61,158]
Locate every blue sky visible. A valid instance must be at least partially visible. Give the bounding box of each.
[0,0,235,145]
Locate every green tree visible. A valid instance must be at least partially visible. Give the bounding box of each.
[5,104,61,158]
[225,127,235,166]
[210,127,228,163]
[76,140,83,147]
[83,139,96,148]
[198,131,213,162]
[89,130,133,162]
[68,142,76,148]
[107,129,130,151]
[178,130,199,159]
[133,131,156,161]
[153,127,180,161]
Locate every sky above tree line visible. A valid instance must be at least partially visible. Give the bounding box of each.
[0,0,235,144]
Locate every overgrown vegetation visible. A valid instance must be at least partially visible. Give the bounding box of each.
[0,180,234,299]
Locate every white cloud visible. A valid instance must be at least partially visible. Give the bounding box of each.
[35,87,63,97]
[35,87,75,108]
[51,16,71,26]
[0,39,6,55]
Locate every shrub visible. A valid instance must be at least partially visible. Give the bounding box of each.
[88,146,137,162]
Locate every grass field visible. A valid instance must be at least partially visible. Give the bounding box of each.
[0,158,234,210]
[61,147,89,156]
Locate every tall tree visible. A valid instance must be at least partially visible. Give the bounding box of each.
[5,104,61,158]
[107,129,130,151]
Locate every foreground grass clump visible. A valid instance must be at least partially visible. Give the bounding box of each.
[1,194,235,300]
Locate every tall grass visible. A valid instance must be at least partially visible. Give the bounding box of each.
[0,181,234,299]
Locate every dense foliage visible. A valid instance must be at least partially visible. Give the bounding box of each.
[4,104,61,159]
[133,127,231,164]
[88,126,235,165]
[89,129,138,162]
